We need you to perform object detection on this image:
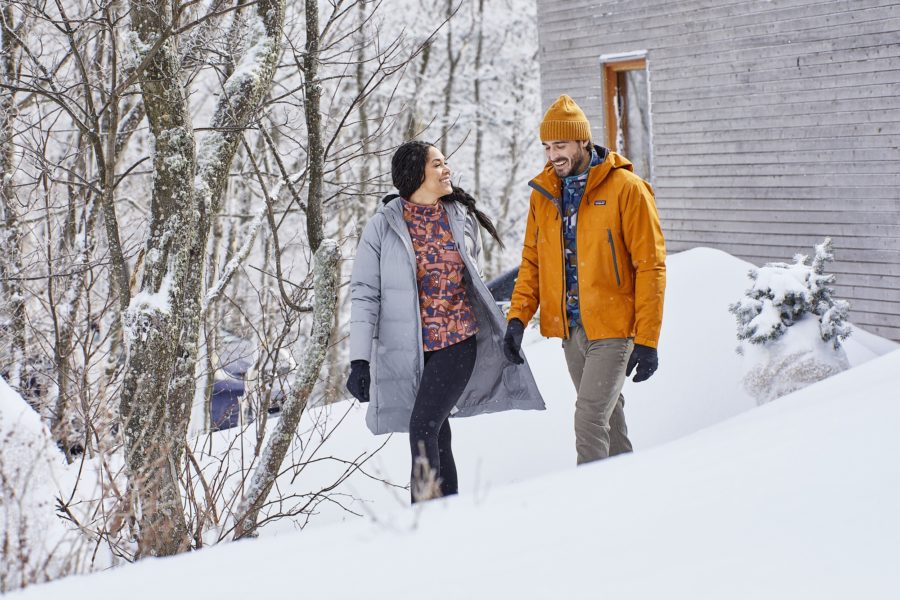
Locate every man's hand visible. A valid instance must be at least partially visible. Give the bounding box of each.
[626,344,658,383]
[346,360,371,402]
[503,319,525,364]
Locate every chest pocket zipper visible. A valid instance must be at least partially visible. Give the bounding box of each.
[607,229,621,287]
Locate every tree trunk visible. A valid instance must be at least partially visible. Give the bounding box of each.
[122,0,198,557]
[121,0,286,557]
[472,0,484,200]
[403,42,431,140]
[100,2,130,316]
[49,126,102,456]
[0,1,26,393]
[439,0,456,157]
[304,0,324,253]
[355,0,370,206]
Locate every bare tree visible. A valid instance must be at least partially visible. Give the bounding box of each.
[472,0,484,199]
[0,0,26,394]
[303,0,324,253]
[0,0,543,580]
[439,0,464,157]
[117,0,287,556]
[233,239,339,539]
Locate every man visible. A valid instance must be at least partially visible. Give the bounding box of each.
[503,94,666,464]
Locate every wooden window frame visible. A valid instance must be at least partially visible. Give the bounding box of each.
[603,57,648,152]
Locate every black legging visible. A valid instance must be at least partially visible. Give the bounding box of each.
[408,334,477,502]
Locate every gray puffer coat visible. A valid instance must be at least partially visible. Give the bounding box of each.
[350,198,545,435]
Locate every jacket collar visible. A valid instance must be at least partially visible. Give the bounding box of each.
[380,197,474,280]
[528,145,632,202]
[381,196,465,238]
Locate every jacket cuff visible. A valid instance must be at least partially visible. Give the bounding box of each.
[349,323,375,362]
[506,308,532,325]
[633,335,658,349]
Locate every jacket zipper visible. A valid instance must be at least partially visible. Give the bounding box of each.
[529,180,569,339]
[557,211,568,339]
[607,228,621,287]
[407,235,424,378]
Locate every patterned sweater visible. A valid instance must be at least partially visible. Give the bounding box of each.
[402,199,479,351]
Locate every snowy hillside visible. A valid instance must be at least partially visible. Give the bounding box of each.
[225,247,898,522]
[7,247,900,598]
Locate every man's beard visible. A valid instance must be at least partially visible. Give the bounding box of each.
[555,148,590,178]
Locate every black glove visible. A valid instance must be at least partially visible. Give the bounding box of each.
[626,344,658,383]
[503,319,525,364]
[346,360,371,402]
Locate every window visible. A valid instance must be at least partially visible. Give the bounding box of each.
[602,54,652,181]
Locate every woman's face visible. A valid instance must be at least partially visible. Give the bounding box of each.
[410,146,452,204]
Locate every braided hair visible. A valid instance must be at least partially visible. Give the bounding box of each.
[442,185,504,249]
[384,140,504,248]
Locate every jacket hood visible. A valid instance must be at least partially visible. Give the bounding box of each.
[529,144,634,200]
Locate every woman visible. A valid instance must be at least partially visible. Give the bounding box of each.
[346,140,545,503]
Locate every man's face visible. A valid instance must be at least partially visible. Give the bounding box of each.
[543,140,591,178]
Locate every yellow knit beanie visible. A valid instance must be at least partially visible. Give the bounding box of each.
[540,94,591,142]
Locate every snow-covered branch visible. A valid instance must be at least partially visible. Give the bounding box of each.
[203,200,268,312]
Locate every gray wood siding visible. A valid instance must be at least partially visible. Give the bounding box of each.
[537,0,900,340]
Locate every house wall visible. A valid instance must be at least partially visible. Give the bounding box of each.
[536,0,900,340]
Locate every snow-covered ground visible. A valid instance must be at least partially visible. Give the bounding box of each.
[7,247,900,598]
[0,378,73,589]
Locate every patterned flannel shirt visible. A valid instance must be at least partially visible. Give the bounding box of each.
[561,148,601,328]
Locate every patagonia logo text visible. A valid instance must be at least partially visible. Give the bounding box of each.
[593,199,607,206]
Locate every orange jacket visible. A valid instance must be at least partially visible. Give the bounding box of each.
[508,148,666,347]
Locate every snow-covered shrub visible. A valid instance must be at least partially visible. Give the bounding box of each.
[729,238,852,404]
[0,378,76,591]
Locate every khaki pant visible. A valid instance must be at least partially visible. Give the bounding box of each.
[562,327,634,464]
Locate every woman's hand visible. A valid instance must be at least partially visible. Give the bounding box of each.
[346,360,371,402]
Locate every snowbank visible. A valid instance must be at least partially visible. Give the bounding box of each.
[6,246,898,597]
[11,348,900,599]
[0,379,71,591]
